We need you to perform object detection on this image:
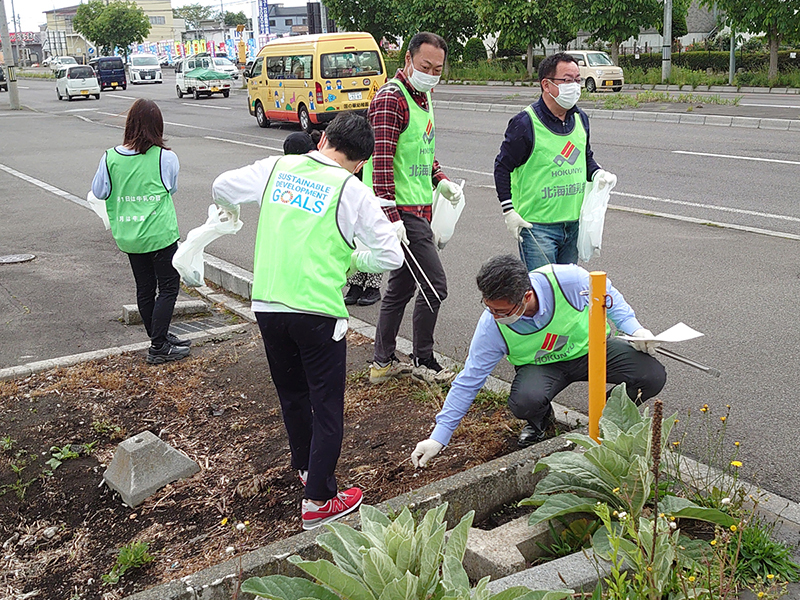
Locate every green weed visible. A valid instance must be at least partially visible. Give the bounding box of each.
[0,435,15,452]
[46,444,80,471]
[102,541,154,585]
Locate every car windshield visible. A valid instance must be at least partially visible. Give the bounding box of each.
[100,58,124,69]
[61,57,78,65]
[214,58,233,66]
[132,56,159,66]
[68,66,95,79]
[321,51,382,79]
[587,53,614,66]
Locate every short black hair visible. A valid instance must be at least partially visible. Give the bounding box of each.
[283,132,315,155]
[408,32,448,60]
[323,112,374,162]
[538,52,579,83]
[476,255,532,302]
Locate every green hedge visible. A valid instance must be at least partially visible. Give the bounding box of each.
[620,50,800,72]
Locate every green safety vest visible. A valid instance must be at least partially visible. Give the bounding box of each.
[105,146,179,254]
[510,105,587,224]
[251,154,354,319]
[498,265,608,366]
[362,78,435,206]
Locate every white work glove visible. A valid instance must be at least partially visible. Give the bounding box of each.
[393,220,409,245]
[503,209,532,242]
[437,179,464,207]
[215,202,240,224]
[411,439,444,468]
[630,328,660,357]
[346,252,359,277]
[593,169,617,190]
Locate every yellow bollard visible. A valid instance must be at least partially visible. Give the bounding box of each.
[588,271,608,443]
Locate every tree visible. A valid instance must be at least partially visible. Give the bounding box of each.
[324,0,403,46]
[576,0,661,64]
[173,3,215,30]
[73,0,150,57]
[703,0,800,81]
[397,0,478,60]
[475,0,556,77]
[222,11,249,27]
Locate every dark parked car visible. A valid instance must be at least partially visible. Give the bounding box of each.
[0,66,8,92]
[88,56,127,91]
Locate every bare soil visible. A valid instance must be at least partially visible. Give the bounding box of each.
[0,324,525,600]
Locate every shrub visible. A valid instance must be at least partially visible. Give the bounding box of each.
[463,38,487,63]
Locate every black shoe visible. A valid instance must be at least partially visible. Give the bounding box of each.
[146,342,191,365]
[344,285,363,305]
[167,332,191,347]
[357,287,381,306]
[518,424,548,447]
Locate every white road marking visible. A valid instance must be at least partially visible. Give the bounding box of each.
[64,108,98,112]
[183,102,233,110]
[739,102,800,109]
[441,165,494,177]
[98,111,126,117]
[204,136,282,152]
[0,163,87,208]
[17,86,30,89]
[672,150,800,166]
[102,94,138,100]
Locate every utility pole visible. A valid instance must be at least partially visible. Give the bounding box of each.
[661,0,672,82]
[0,0,21,109]
[9,0,18,64]
[728,26,736,86]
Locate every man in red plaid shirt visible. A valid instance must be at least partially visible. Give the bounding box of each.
[363,32,465,386]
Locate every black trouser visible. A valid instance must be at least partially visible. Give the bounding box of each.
[126,242,180,347]
[373,212,448,363]
[508,338,667,430]
[255,312,346,502]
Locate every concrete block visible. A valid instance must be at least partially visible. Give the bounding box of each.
[788,120,800,132]
[610,111,634,121]
[708,86,730,93]
[653,84,668,91]
[655,113,681,123]
[667,85,681,91]
[704,115,732,127]
[632,112,657,122]
[731,116,761,129]
[104,430,200,507]
[759,118,790,131]
[769,88,788,94]
[739,86,757,93]
[487,549,614,594]
[586,109,612,119]
[678,114,706,125]
[123,300,209,325]
[679,85,693,92]
[204,253,253,300]
[694,85,709,91]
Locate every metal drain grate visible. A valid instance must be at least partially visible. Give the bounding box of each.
[169,315,237,335]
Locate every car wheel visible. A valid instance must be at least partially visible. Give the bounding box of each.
[193,88,200,100]
[122,85,127,90]
[585,78,596,93]
[67,93,73,102]
[94,94,100,100]
[222,90,230,98]
[255,101,270,128]
[56,88,62,100]
[298,105,312,133]
[176,85,183,98]
[612,85,622,92]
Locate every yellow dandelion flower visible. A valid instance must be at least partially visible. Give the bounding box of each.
[688,576,696,582]
[700,407,708,413]
[731,460,743,468]
[767,574,774,580]
[673,441,680,446]
[726,404,731,409]
[674,419,679,424]
[659,513,665,518]
[758,593,765,598]
[703,403,709,408]
[670,516,676,521]
[734,441,740,446]
[720,416,727,422]
[244,521,250,525]
[730,525,738,532]
[710,540,717,546]
[613,487,620,493]
[221,517,228,526]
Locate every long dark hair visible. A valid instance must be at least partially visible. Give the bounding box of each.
[123,98,170,154]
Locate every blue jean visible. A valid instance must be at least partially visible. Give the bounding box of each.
[518,221,579,271]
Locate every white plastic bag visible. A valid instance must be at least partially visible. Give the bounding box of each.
[86,191,111,230]
[430,179,465,250]
[172,204,243,287]
[577,176,616,262]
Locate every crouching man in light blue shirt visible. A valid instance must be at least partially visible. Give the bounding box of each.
[411,255,666,467]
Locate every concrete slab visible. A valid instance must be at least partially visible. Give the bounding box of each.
[632,112,657,122]
[104,430,200,508]
[486,549,613,594]
[704,115,733,127]
[678,114,706,125]
[610,111,634,121]
[759,118,790,131]
[123,299,210,325]
[655,113,681,123]
[731,116,761,128]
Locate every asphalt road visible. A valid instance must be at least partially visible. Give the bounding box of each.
[2,73,799,501]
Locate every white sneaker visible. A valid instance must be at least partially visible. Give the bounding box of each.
[411,354,456,385]
[369,354,412,384]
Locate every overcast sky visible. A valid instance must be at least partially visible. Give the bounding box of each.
[13,0,306,33]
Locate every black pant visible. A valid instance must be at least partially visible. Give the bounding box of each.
[255,312,346,502]
[126,242,180,347]
[373,212,448,363]
[508,339,667,430]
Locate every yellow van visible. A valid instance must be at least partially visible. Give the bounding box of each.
[246,32,387,132]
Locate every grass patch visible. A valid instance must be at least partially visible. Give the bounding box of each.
[584,89,742,109]
[18,70,55,80]
[474,388,507,409]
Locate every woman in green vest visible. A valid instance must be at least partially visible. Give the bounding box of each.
[91,98,191,364]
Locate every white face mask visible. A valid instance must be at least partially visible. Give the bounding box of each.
[494,301,526,325]
[549,81,581,109]
[408,65,440,93]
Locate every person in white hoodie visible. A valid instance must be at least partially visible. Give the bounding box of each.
[211,112,402,530]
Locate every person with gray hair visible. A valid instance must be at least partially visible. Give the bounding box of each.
[410,255,666,466]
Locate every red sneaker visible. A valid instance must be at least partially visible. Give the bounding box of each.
[301,487,363,530]
[298,470,308,486]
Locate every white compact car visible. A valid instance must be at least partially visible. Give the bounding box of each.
[50,56,78,73]
[56,64,101,101]
[127,54,163,84]
[212,56,239,79]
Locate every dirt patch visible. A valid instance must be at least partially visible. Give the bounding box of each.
[0,324,525,600]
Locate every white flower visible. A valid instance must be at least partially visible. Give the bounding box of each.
[669,521,677,529]
[721,498,731,506]
[236,523,246,531]
[618,512,628,520]
[225,546,235,554]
